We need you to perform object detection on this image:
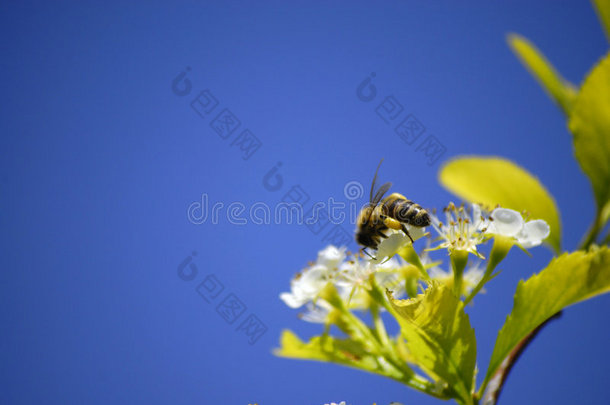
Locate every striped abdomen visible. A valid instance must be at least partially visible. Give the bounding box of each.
[382,193,431,227]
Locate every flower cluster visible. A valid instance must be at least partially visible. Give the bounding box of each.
[278,202,551,400]
[281,203,550,312]
[280,245,345,309]
[429,203,550,257]
[280,245,406,322]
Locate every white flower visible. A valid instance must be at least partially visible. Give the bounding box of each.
[299,283,368,322]
[279,265,332,308]
[487,208,550,248]
[336,259,376,292]
[280,245,346,308]
[430,203,489,256]
[299,301,333,323]
[371,227,426,263]
[423,238,484,295]
[324,402,347,405]
[316,245,346,268]
[336,254,404,296]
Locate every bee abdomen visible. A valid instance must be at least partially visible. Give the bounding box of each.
[391,200,430,227]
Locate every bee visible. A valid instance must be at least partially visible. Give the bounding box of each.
[356,159,431,256]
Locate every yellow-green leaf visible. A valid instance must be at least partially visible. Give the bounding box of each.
[482,246,610,393]
[388,283,476,405]
[507,33,577,115]
[593,0,610,43]
[439,156,562,253]
[274,329,403,379]
[568,52,610,225]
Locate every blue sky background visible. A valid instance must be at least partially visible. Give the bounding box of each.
[1,1,609,404]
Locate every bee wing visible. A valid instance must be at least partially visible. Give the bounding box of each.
[370,158,384,202]
[372,182,392,205]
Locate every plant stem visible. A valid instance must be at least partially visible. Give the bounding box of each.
[450,249,468,297]
[340,301,445,397]
[321,282,442,397]
[371,303,391,348]
[400,244,431,282]
[579,208,603,250]
[464,275,487,306]
[464,237,512,305]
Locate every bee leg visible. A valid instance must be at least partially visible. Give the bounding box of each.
[362,248,376,260]
[400,224,415,243]
[383,217,402,230]
[382,217,414,243]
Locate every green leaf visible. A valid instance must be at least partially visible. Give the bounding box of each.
[592,0,610,43]
[274,329,403,379]
[274,329,372,367]
[388,283,476,405]
[482,246,610,392]
[507,33,577,115]
[568,52,610,226]
[439,156,562,253]
[276,328,448,398]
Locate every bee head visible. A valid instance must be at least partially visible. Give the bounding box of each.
[355,229,377,249]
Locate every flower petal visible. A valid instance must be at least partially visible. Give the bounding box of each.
[374,232,408,262]
[471,203,482,228]
[300,301,332,323]
[372,228,424,263]
[490,208,524,237]
[298,265,330,293]
[280,292,306,308]
[316,245,345,269]
[518,219,551,248]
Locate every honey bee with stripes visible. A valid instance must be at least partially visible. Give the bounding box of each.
[356,159,430,256]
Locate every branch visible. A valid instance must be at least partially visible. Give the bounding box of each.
[480,312,562,405]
